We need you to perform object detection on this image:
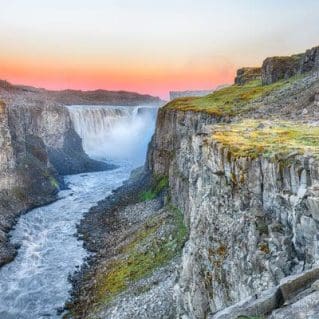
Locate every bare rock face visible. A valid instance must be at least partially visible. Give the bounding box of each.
[234,67,261,85]
[261,45,319,85]
[7,103,109,175]
[300,46,319,73]
[0,101,58,266]
[261,55,302,85]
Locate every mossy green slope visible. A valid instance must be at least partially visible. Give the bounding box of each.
[89,205,187,315]
[211,120,319,159]
[165,76,301,116]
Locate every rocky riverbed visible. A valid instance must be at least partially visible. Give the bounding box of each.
[66,168,187,319]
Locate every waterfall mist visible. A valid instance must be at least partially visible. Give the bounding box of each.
[67,105,158,166]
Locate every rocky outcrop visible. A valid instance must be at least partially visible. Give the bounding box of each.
[261,46,319,85]
[211,267,319,318]
[234,67,261,85]
[300,46,319,73]
[0,101,58,266]
[173,133,319,318]
[262,55,303,85]
[6,103,110,175]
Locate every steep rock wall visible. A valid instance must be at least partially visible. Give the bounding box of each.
[0,101,109,266]
[0,101,58,265]
[261,45,319,85]
[148,108,319,318]
[7,103,109,175]
[147,108,218,224]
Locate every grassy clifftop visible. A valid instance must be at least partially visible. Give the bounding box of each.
[165,76,301,116]
[211,120,319,159]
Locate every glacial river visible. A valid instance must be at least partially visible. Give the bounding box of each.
[0,105,157,318]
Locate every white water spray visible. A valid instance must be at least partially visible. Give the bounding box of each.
[67,105,158,165]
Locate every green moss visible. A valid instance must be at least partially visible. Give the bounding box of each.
[91,205,188,311]
[212,120,319,159]
[139,175,169,201]
[49,176,59,189]
[165,76,301,116]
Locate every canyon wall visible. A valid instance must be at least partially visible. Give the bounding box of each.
[0,101,59,265]
[7,103,109,175]
[148,108,319,318]
[262,45,319,85]
[147,53,319,317]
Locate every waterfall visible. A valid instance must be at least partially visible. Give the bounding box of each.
[67,105,158,165]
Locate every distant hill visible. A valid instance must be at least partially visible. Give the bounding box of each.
[0,80,164,106]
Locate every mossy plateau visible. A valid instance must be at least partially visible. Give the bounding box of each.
[165,76,301,116]
[90,205,188,313]
[211,120,319,159]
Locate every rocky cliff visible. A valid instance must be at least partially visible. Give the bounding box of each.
[262,45,319,85]
[234,67,261,85]
[0,100,58,265]
[0,80,115,175]
[6,103,110,175]
[146,46,319,318]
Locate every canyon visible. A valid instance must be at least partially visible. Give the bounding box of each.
[63,45,319,319]
[1,45,319,319]
[0,81,162,267]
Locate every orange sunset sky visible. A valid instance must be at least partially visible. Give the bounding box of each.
[1,0,319,99]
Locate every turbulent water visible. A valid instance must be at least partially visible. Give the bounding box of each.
[68,105,158,164]
[0,105,158,318]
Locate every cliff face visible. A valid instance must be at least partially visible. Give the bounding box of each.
[262,45,319,85]
[7,103,109,175]
[0,101,58,265]
[149,110,319,319]
[147,48,319,318]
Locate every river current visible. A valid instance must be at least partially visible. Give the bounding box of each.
[0,105,157,318]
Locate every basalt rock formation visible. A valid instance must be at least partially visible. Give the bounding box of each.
[146,45,319,319]
[261,45,319,85]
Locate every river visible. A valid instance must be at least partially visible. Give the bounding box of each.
[0,105,157,318]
